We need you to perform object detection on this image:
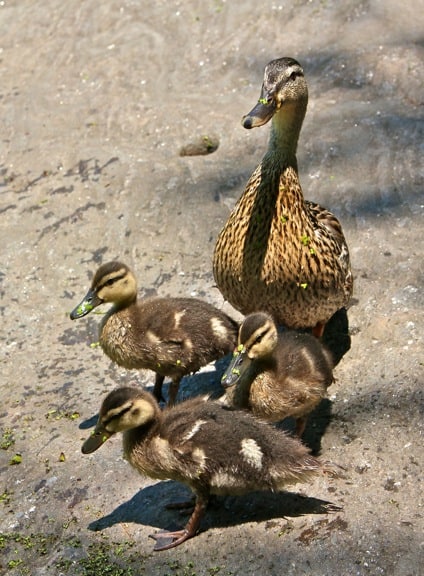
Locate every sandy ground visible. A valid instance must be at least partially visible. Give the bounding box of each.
[1,1,423,575]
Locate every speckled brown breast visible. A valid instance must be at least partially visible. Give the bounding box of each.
[213,164,352,329]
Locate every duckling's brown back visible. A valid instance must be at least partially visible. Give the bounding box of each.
[276,330,334,388]
[158,396,324,492]
[101,296,238,377]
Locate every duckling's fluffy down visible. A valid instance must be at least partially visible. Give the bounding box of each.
[121,393,324,495]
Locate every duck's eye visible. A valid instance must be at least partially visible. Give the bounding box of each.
[289,71,298,81]
[105,278,115,287]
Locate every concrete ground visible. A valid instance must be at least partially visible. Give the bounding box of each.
[1,1,423,575]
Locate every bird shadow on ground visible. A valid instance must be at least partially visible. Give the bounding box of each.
[321,306,352,367]
[79,413,99,429]
[87,481,341,535]
[280,398,334,455]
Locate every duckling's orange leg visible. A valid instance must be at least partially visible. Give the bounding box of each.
[150,494,208,551]
[312,322,325,339]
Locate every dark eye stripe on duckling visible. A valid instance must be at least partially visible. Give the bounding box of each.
[102,400,133,426]
[242,320,273,349]
[239,314,270,342]
[96,270,128,292]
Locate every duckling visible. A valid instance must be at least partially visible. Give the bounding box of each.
[213,57,353,338]
[70,261,238,404]
[82,386,337,551]
[220,312,334,437]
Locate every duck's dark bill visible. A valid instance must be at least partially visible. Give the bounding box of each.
[242,96,276,129]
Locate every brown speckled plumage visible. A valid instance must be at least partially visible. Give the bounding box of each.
[220,312,334,436]
[82,387,335,550]
[70,261,238,404]
[213,57,353,333]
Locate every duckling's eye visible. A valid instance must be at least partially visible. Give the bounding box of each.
[104,278,115,287]
[289,71,298,81]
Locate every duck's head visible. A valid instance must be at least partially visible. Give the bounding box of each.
[82,387,157,454]
[70,261,137,319]
[221,312,278,387]
[242,57,307,129]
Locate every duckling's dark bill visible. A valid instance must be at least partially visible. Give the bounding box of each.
[82,429,112,454]
[70,289,102,319]
[221,351,245,387]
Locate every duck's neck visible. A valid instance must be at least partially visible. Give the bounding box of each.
[265,100,307,172]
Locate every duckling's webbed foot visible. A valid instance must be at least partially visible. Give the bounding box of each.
[150,528,192,551]
[150,494,208,551]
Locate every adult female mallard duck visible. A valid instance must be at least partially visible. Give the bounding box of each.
[70,261,238,404]
[82,386,337,550]
[213,57,353,338]
[220,312,334,436]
